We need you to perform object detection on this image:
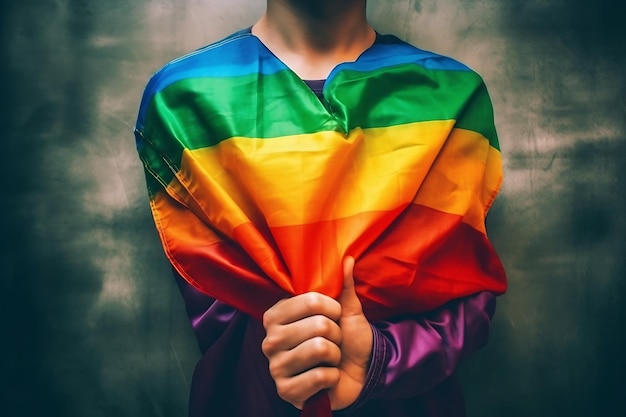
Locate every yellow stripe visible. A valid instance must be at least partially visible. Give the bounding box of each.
[172,120,501,235]
[413,128,502,233]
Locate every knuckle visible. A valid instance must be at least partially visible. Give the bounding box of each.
[261,335,276,355]
[310,337,330,358]
[313,315,331,335]
[308,368,324,386]
[315,316,339,340]
[309,337,341,365]
[275,380,290,399]
[275,380,301,407]
[310,367,338,387]
[268,358,282,378]
[262,309,276,328]
[303,292,324,312]
[322,367,341,387]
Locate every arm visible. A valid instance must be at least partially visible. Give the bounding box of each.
[342,291,496,411]
[174,265,496,412]
[173,268,241,353]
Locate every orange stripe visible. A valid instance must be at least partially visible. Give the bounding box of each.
[413,128,502,233]
[254,205,409,296]
[150,190,285,319]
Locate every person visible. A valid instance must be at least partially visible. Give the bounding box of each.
[133,0,507,416]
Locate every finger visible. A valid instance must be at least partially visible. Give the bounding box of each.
[274,367,341,410]
[339,256,363,317]
[263,292,341,328]
[268,336,342,379]
[262,315,342,356]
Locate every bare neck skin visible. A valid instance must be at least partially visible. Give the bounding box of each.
[252,0,376,80]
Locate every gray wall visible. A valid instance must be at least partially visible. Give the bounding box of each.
[1,1,624,416]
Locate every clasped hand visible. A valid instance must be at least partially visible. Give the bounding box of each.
[261,256,373,410]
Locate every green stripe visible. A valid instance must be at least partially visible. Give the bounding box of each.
[144,166,168,199]
[139,63,499,182]
[136,130,176,194]
[454,81,500,150]
[328,64,499,150]
[140,69,340,166]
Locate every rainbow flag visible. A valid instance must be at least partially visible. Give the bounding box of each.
[134,30,507,322]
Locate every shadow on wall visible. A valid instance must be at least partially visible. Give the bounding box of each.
[457,1,626,416]
[1,0,201,415]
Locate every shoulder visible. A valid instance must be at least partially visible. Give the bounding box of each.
[328,33,486,99]
[361,32,480,76]
[136,28,270,129]
[141,28,255,100]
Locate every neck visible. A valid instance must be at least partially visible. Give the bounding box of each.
[252,0,375,80]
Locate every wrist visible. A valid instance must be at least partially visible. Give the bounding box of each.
[333,324,387,413]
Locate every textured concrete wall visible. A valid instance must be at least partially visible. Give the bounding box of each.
[1,1,624,416]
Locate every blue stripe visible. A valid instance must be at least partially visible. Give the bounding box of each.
[136,31,472,130]
[327,34,470,83]
[136,32,287,127]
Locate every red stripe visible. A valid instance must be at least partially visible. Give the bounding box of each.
[170,238,286,321]
[263,205,408,296]
[355,204,506,321]
[155,194,505,321]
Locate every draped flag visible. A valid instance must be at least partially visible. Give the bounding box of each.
[134,29,507,414]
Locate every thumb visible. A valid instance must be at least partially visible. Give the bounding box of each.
[339,256,363,316]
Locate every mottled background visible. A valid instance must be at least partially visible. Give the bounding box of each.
[1,0,624,416]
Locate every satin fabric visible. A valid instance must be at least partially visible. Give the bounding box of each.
[135,29,506,322]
